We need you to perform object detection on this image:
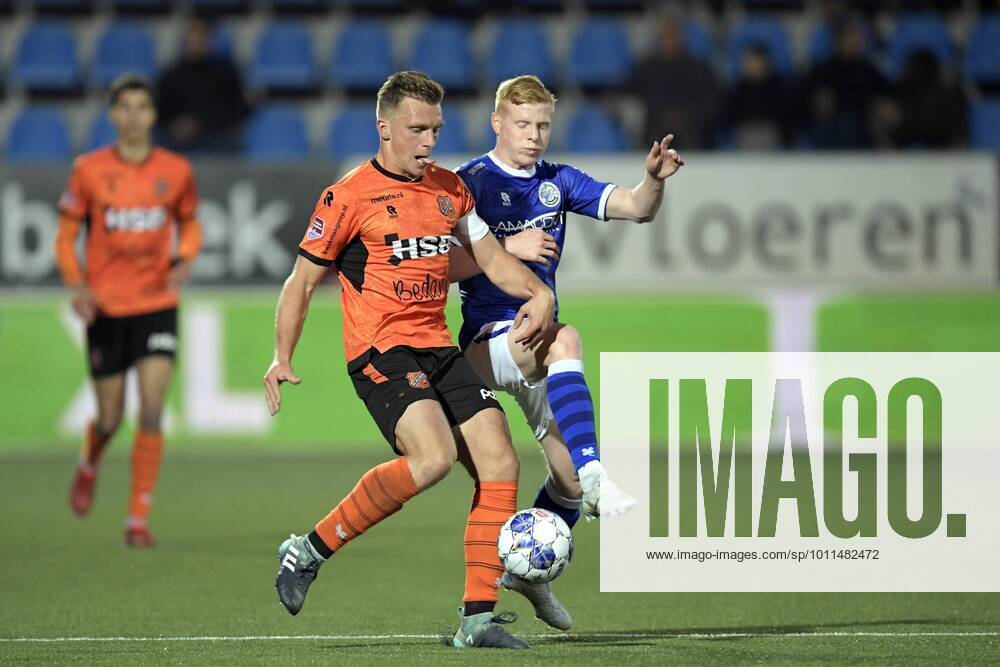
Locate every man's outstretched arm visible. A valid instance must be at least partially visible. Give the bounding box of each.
[466,230,555,346]
[605,133,685,223]
[263,256,327,415]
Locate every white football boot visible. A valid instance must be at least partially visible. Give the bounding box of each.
[500,572,572,631]
[579,460,637,520]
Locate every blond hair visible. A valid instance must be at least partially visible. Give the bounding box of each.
[494,75,557,113]
[376,71,445,119]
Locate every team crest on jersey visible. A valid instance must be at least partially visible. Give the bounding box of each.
[437,195,455,217]
[406,371,430,389]
[538,181,561,208]
[307,217,325,240]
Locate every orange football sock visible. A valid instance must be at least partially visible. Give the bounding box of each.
[128,430,163,522]
[464,480,518,604]
[82,419,112,468]
[313,457,418,553]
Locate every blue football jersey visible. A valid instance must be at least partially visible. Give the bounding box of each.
[455,151,615,349]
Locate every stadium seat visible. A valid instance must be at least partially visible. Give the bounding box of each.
[970,100,1000,150]
[566,104,627,153]
[489,20,554,86]
[436,104,469,154]
[568,19,632,89]
[408,20,475,93]
[886,14,952,79]
[329,21,394,92]
[327,106,379,157]
[682,19,714,62]
[12,23,81,92]
[727,16,793,78]
[243,107,309,161]
[807,22,876,64]
[6,108,72,162]
[91,24,157,86]
[248,23,318,92]
[87,112,116,150]
[965,15,1000,88]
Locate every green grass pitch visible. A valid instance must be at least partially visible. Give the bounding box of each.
[2,292,999,662]
[1,450,998,664]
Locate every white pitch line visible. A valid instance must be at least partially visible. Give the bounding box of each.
[1,631,998,643]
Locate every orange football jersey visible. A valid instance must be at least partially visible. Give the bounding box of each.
[298,159,485,364]
[56,146,201,317]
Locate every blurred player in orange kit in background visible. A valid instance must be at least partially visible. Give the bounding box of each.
[56,74,202,548]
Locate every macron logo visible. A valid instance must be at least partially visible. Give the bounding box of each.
[481,389,496,401]
[281,545,299,572]
[335,524,348,541]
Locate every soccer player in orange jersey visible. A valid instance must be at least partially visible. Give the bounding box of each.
[56,74,202,548]
[264,72,554,649]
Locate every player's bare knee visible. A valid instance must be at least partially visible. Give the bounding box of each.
[415,450,455,487]
[95,416,121,438]
[548,325,582,362]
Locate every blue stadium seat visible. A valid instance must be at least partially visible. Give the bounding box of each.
[329,21,394,91]
[327,106,379,157]
[970,100,1000,150]
[727,16,793,78]
[248,23,318,91]
[489,20,554,86]
[807,22,876,64]
[435,104,468,154]
[408,20,475,92]
[91,24,157,86]
[6,108,72,163]
[965,15,1000,87]
[566,104,627,153]
[886,14,952,79]
[683,19,714,62]
[12,23,81,92]
[568,19,632,89]
[87,112,116,150]
[243,107,309,161]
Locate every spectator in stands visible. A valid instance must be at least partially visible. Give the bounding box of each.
[720,43,796,149]
[627,18,722,149]
[156,19,249,153]
[878,49,968,148]
[802,21,889,148]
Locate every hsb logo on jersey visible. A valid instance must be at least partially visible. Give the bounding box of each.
[105,206,167,232]
[384,233,452,266]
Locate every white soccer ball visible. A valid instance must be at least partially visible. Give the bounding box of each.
[497,508,573,583]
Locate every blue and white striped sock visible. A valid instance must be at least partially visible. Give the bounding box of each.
[546,359,599,472]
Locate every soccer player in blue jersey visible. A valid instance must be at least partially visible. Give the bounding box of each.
[449,75,684,629]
